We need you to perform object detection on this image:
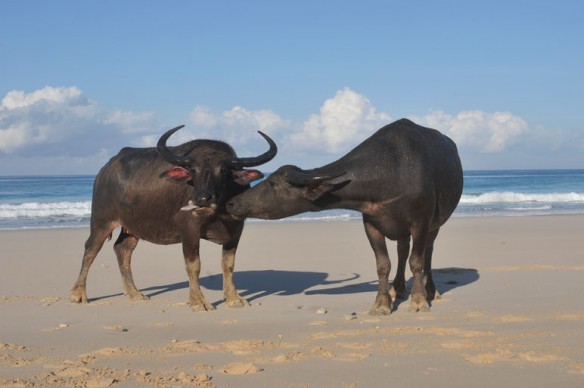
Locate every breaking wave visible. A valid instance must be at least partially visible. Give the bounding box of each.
[0,201,91,219]
[460,192,584,204]
[2,191,584,230]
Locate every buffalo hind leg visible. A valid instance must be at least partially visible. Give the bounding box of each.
[363,217,392,315]
[409,227,430,312]
[182,242,215,311]
[424,229,440,301]
[114,228,148,301]
[390,236,410,300]
[70,226,114,303]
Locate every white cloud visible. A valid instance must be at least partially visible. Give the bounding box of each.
[1,86,86,110]
[136,134,160,148]
[1,86,89,152]
[2,85,581,174]
[412,110,528,152]
[104,110,157,134]
[186,105,287,146]
[189,106,218,128]
[0,86,159,155]
[289,88,391,153]
[0,123,27,151]
[133,105,287,153]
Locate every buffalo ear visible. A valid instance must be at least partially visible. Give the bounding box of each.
[233,169,264,185]
[160,166,191,183]
[302,183,335,201]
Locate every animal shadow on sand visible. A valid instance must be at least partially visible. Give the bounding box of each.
[118,266,478,309]
[139,270,359,308]
[89,269,350,304]
[305,267,479,312]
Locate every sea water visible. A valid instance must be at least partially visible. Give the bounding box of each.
[1,170,583,230]
[0,175,93,230]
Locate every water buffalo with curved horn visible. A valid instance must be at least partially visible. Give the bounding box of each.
[71,125,277,311]
[227,119,463,315]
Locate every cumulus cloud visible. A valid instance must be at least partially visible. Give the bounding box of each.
[1,86,92,151]
[104,110,157,134]
[289,88,391,153]
[186,105,287,145]
[1,86,88,109]
[412,110,528,152]
[133,105,288,158]
[0,86,158,156]
[3,85,578,174]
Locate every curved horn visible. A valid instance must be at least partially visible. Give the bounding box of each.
[228,131,278,168]
[284,169,346,186]
[157,125,191,167]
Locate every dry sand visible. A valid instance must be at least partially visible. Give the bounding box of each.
[1,215,584,387]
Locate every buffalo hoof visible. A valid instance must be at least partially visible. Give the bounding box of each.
[408,299,430,313]
[128,292,150,301]
[190,302,216,312]
[70,290,88,304]
[369,304,392,316]
[226,295,250,308]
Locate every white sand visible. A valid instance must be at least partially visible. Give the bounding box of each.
[1,215,584,387]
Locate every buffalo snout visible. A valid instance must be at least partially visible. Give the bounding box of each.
[194,189,214,207]
[226,199,246,218]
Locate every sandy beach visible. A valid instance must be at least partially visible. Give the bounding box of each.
[1,215,584,387]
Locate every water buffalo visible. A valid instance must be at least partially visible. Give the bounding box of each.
[227,119,463,314]
[70,125,277,311]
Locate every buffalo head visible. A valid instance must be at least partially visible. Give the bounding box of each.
[158,125,277,215]
[226,165,346,219]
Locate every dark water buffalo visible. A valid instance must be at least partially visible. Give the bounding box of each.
[227,119,463,314]
[70,125,277,311]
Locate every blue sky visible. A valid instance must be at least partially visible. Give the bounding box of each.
[1,1,583,175]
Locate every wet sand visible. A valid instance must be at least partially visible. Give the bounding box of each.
[1,215,584,387]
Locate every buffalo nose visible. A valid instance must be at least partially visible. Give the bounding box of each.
[195,190,213,206]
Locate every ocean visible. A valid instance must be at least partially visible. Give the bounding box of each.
[1,170,583,230]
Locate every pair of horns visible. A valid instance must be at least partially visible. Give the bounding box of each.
[157,125,278,168]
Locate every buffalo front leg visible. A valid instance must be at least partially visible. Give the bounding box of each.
[182,242,215,311]
[390,236,410,300]
[114,229,148,301]
[221,241,250,308]
[408,227,430,312]
[363,218,392,315]
[70,228,112,303]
